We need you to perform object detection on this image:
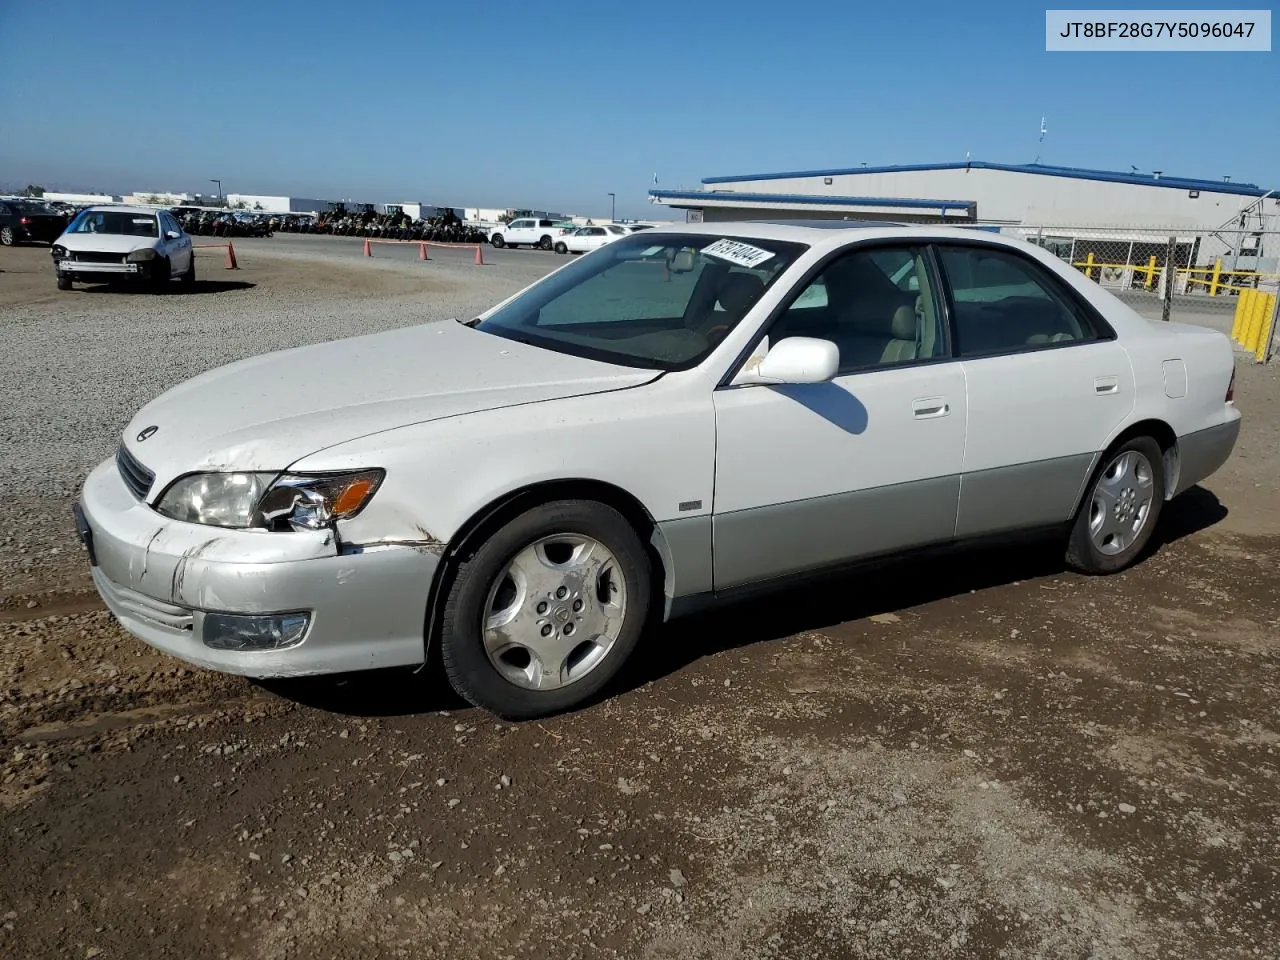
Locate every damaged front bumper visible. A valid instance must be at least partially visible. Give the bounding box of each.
[75,457,437,677]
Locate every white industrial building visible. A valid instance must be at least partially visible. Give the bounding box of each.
[382,202,466,220]
[650,160,1275,227]
[224,194,338,214]
[650,159,1279,277]
[42,191,116,205]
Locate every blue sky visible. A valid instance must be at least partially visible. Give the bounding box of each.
[1,1,1275,218]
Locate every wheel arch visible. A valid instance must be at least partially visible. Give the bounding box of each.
[1110,418,1179,499]
[1071,418,1180,519]
[422,478,670,662]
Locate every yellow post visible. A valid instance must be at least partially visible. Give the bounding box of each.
[1255,293,1276,362]
[1231,289,1250,342]
[1144,255,1157,289]
[1245,291,1261,348]
[1244,291,1266,352]
[1209,259,1222,297]
[1085,251,1096,280]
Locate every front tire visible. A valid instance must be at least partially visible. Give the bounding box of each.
[554,241,568,254]
[439,500,652,720]
[149,256,171,292]
[56,275,73,291]
[490,234,505,248]
[1066,436,1165,574]
[182,255,196,285]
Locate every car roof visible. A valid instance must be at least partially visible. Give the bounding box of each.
[80,205,161,215]
[638,218,1030,248]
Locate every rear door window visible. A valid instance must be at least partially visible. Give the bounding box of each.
[935,245,1102,356]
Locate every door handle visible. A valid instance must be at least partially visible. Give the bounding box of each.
[912,397,950,419]
[1094,376,1120,395]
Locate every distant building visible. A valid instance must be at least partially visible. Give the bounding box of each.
[466,207,508,223]
[650,160,1277,228]
[382,202,464,220]
[43,191,116,205]
[225,194,338,214]
[650,159,1280,273]
[121,191,193,207]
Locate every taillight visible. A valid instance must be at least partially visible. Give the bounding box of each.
[19,216,30,225]
[1226,368,1235,403]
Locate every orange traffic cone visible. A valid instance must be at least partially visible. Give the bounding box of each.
[473,244,485,266]
[419,242,429,261]
[225,242,239,270]
[362,238,372,257]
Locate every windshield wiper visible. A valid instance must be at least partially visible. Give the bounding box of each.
[454,316,482,328]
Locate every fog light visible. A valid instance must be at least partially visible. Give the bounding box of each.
[202,612,310,651]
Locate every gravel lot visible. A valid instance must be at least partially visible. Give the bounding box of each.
[1,238,1278,959]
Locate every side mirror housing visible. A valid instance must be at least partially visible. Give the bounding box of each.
[742,337,839,385]
[165,230,180,239]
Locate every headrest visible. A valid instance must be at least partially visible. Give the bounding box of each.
[717,273,765,316]
[838,299,917,340]
[890,304,918,341]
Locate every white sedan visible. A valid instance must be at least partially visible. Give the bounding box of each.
[52,205,195,290]
[74,221,1240,718]
[554,223,630,254]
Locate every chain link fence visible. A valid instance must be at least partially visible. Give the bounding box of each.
[991,224,1280,354]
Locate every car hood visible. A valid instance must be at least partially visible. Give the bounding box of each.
[121,322,659,492]
[59,232,157,253]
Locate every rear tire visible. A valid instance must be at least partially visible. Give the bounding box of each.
[1065,436,1165,574]
[0,226,14,246]
[539,235,553,250]
[439,500,652,720]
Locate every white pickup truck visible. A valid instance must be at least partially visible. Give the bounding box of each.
[489,217,574,250]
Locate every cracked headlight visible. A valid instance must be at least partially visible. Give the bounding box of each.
[156,470,384,530]
[256,471,385,531]
[156,472,277,528]
[125,248,157,262]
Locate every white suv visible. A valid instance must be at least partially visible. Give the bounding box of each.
[490,217,572,250]
[53,206,195,291]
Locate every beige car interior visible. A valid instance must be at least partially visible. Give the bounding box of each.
[772,249,941,371]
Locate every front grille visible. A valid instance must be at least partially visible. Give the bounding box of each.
[116,444,155,500]
[72,251,126,264]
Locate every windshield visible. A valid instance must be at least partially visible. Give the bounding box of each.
[67,210,158,237]
[475,232,807,370]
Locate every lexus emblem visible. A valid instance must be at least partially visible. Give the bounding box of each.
[136,425,158,442]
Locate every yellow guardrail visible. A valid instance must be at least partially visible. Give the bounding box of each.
[1072,253,1280,296]
[1231,288,1278,362]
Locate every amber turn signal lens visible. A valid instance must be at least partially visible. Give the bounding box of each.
[332,476,378,516]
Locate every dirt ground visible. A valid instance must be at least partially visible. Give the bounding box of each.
[1,242,1278,959]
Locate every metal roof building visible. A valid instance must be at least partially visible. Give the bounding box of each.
[650,160,1276,229]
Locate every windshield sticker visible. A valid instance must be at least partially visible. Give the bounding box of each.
[640,245,665,257]
[702,238,774,269]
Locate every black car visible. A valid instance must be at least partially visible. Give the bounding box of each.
[0,199,68,245]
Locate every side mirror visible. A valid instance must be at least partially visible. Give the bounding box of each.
[749,337,839,385]
[165,230,180,240]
